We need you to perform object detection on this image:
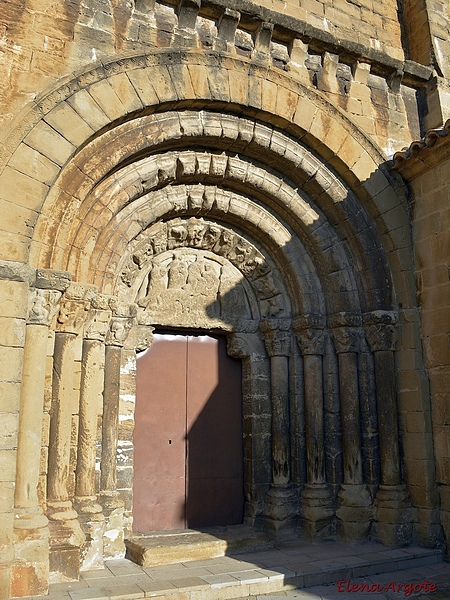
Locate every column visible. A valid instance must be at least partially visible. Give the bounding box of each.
[46,284,93,581]
[74,294,113,570]
[331,314,373,543]
[99,303,136,559]
[295,317,334,540]
[260,319,296,539]
[227,329,269,528]
[11,287,62,597]
[365,312,413,546]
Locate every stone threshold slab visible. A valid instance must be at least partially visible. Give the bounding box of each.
[125,525,274,567]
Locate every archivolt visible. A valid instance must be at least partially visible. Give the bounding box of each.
[30,109,395,319]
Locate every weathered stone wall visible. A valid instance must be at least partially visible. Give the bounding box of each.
[0,0,406,132]
[0,0,441,153]
[394,127,450,555]
[0,275,27,597]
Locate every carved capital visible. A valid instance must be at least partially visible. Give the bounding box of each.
[331,326,362,354]
[365,323,398,352]
[56,283,96,334]
[27,289,61,326]
[135,325,155,352]
[295,328,327,356]
[56,299,90,334]
[260,319,292,357]
[227,333,251,358]
[84,295,113,341]
[106,303,137,346]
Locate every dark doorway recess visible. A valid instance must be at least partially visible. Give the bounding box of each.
[133,332,244,532]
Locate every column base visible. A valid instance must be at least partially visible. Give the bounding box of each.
[373,485,414,547]
[300,484,335,541]
[46,501,85,583]
[336,484,373,543]
[10,508,49,598]
[74,496,105,571]
[99,491,125,559]
[264,486,297,540]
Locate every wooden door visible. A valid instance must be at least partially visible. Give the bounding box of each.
[133,333,243,532]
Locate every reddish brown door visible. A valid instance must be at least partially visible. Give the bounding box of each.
[133,333,243,532]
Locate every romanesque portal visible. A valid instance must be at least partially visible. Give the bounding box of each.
[2,20,447,592]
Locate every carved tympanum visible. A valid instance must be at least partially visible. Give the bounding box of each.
[120,217,285,319]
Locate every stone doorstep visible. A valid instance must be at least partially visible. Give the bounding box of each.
[62,546,444,600]
[125,526,273,567]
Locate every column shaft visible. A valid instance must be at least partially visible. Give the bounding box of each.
[374,350,401,486]
[270,354,290,486]
[48,332,76,503]
[76,339,104,498]
[304,354,325,484]
[100,345,121,494]
[338,351,363,485]
[15,324,49,511]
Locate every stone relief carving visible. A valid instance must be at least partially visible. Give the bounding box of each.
[120,217,286,320]
[136,250,247,327]
[27,289,62,327]
[105,303,137,347]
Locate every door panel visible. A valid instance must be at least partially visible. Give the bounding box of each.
[133,335,187,532]
[186,336,244,527]
[133,333,243,532]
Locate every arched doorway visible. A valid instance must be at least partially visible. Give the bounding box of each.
[133,332,244,532]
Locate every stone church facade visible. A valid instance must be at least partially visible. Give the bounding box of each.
[0,0,449,597]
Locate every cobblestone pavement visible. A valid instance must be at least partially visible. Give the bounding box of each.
[18,541,449,600]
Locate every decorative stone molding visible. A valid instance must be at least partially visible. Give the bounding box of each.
[0,261,71,290]
[0,259,36,283]
[34,269,71,292]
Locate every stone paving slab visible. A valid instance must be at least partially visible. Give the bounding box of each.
[18,542,446,600]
